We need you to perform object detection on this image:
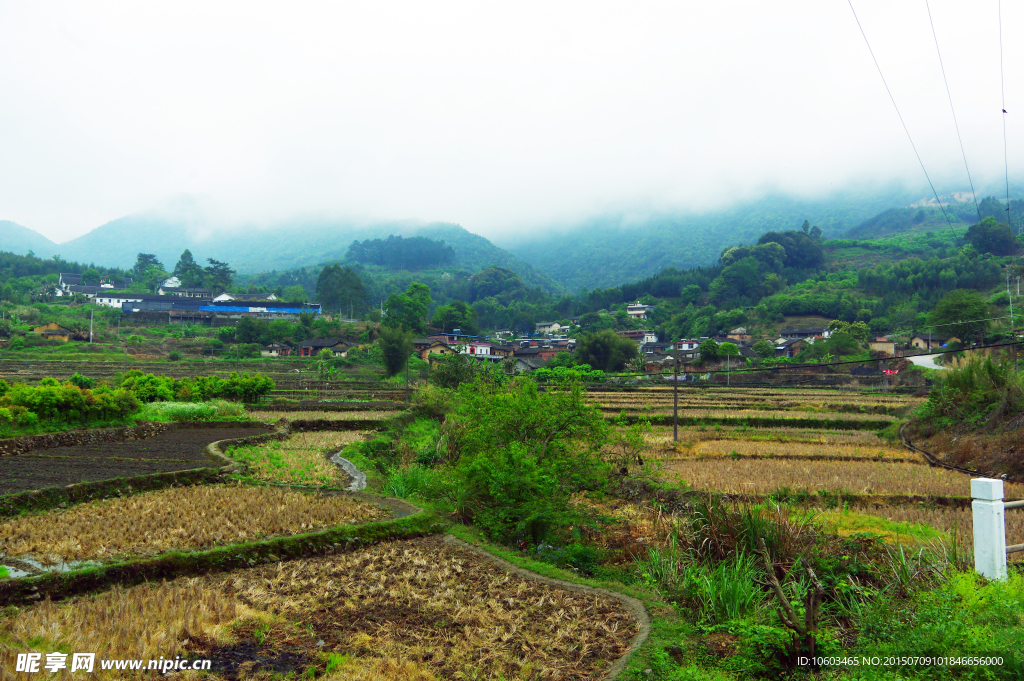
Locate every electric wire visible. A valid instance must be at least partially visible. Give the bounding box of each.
[925,0,982,223]
[846,0,965,253]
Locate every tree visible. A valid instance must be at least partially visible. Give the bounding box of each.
[719,341,739,358]
[573,329,639,372]
[432,300,479,335]
[316,264,366,316]
[699,338,720,363]
[383,282,432,334]
[753,339,775,359]
[378,324,413,377]
[81,268,101,283]
[203,259,235,294]
[929,289,989,345]
[827,320,869,341]
[173,249,205,288]
[282,285,308,303]
[133,253,163,275]
[965,217,1016,256]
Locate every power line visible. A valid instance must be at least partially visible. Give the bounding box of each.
[999,0,1014,232]
[846,0,965,253]
[925,0,982,223]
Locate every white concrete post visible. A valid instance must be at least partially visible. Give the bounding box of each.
[972,478,1007,580]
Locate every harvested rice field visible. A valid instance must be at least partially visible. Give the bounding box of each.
[225,431,370,486]
[605,407,897,423]
[0,484,389,563]
[664,438,918,463]
[662,458,1024,497]
[0,426,271,496]
[0,537,640,680]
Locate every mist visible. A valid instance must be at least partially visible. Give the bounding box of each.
[0,1,1020,243]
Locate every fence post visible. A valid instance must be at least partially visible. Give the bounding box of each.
[972,478,1007,580]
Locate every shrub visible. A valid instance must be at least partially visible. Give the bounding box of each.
[68,373,95,389]
[167,351,182,361]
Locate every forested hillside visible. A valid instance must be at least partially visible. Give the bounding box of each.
[499,187,925,291]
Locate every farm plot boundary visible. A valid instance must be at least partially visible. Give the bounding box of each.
[0,497,440,607]
[613,414,895,430]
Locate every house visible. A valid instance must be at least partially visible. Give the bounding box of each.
[910,333,952,351]
[297,339,349,357]
[413,338,433,353]
[535,321,561,335]
[626,301,652,319]
[214,292,279,302]
[261,342,293,358]
[93,292,149,308]
[420,340,456,361]
[461,342,492,356]
[513,346,542,359]
[159,286,213,298]
[620,329,655,342]
[774,338,806,358]
[57,273,132,295]
[676,338,703,360]
[727,327,752,343]
[32,323,74,342]
[513,356,547,373]
[644,354,676,372]
[869,337,897,356]
[639,341,674,355]
[781,327,830,340]
[490,344,516,358]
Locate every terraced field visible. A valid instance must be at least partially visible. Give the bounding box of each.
[607,386,1022,561]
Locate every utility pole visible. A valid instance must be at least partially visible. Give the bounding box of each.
[1010,272,1017,371]
[673,346,679,442]
[405,352,410,404]
[89,309,93,343]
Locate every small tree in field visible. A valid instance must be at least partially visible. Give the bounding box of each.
[378,324,413,377]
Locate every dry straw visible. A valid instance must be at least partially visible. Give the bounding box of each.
[228,431,370,485]
[0,484,388,562]
[663,458,1024,497]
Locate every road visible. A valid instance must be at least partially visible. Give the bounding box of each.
[908,354,946,370]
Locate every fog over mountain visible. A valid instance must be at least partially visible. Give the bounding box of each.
[0,1,1021,247]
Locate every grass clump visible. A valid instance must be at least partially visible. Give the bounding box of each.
[136,398,248,422]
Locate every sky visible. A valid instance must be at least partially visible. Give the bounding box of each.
[0,1,1021,243]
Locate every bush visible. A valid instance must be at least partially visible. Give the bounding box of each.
[167,351,182,361]
[916,355,1024,431]
[68,373,95,390]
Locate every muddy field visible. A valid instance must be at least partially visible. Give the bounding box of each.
[0,426,270,496]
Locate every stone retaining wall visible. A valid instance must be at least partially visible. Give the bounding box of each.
[0,421,168,457]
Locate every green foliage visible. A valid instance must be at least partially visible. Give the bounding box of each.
[917,355,1024,431]
[120,370,275,404]
[1,380,140,424]
[574,329,639,372]
[429,352,479,389]
[965,216,1017,255]
[347,235,455,270]
[382,282,432,334]
[431,299,479,335]
[469,266,527,304]
[378,324,413,377]
[316,263,366,315]
[854,571,1024,679]
[68,373,95,390]
[167,351,182,361]
[928,288,989,344]
[422,378,609,545]
[699,338,720,362]
[533,363,606,383]
[752,339,775,359]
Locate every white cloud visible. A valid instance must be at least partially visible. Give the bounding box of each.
[0,0,1020,242]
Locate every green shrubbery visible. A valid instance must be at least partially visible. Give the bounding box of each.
[0,377,140,429]
[916,355,1024,431]
[120,370,275,404]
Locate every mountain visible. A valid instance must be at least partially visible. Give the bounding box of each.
[21,199,558,292]
[497,186,950,291]
[0,221,59,259]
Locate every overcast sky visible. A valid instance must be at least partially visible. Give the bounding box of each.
[0,1,1020,243]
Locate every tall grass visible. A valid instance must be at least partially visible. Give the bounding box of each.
[918,355,1024,431]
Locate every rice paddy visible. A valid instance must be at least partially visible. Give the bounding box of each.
[0,484,389,563]
[0,537,640,680]
[225,431,370,486]
[663,457,1023,497]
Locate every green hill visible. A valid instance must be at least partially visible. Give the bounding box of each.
[0,221,59,259]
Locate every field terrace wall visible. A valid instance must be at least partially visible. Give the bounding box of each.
[0,421,168,458]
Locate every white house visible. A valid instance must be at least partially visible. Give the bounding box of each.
[94,293,146,308]
[535,321,562,335]
[460,342,492,356]
[626,301,652,319]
